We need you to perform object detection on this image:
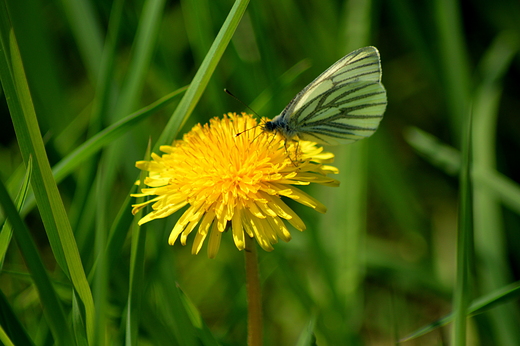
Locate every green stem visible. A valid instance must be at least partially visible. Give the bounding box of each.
[245,236,262,346]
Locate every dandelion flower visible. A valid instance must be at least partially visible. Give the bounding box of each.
[132,113,339,258]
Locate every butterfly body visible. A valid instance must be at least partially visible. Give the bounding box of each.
[263,46,387,146]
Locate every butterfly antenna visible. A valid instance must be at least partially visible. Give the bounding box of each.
[224,88,261,119]
[224,88,264,137]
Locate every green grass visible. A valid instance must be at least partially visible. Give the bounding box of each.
[1,0,520,345]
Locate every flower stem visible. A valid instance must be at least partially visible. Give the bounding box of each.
[245,236,262,346]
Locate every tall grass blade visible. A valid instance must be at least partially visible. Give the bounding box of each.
[0,7,95,341]
[452,107,473,345]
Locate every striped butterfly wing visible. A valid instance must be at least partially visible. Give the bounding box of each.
[281,46,387,145]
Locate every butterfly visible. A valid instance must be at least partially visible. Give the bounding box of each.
[263,46,387,146]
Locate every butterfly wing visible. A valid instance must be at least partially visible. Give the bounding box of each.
[280,46,387,145]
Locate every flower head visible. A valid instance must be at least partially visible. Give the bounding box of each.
[132,113,339,258]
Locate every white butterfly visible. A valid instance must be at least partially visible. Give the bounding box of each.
[263,46,387,145]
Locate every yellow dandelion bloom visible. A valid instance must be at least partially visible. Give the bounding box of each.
[132,113,339,258]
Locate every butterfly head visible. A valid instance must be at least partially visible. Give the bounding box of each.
[263,120,277,132]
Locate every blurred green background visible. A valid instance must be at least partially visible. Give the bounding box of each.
[1,0,520,345]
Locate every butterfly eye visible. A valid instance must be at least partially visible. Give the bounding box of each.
[264,121,276,132]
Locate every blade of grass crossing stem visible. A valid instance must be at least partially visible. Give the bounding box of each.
[126,140,151,346]
[0,176,75,345]
[52,87,187,185]
[0,12,95,342]
[156,0,250,149]
[16,86,187,218]
[400,281,520,342]
[452,110,473,345]
[405,127,520,215]
[0,156,32,268]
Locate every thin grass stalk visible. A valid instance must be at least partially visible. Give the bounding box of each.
[93,162,110,345]
[433,0,472,143]
[126,141,151,345]
[471,33,520,344]
[452,110,473,345]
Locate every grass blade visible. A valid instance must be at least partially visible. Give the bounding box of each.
[0,7,95,341]
[452,103,473,346]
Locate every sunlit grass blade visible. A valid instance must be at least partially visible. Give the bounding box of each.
[400,281,520,342]
[0,155,31,269]
[157,0,250,148]
[0,325,15,346]
[0,10,94,341]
